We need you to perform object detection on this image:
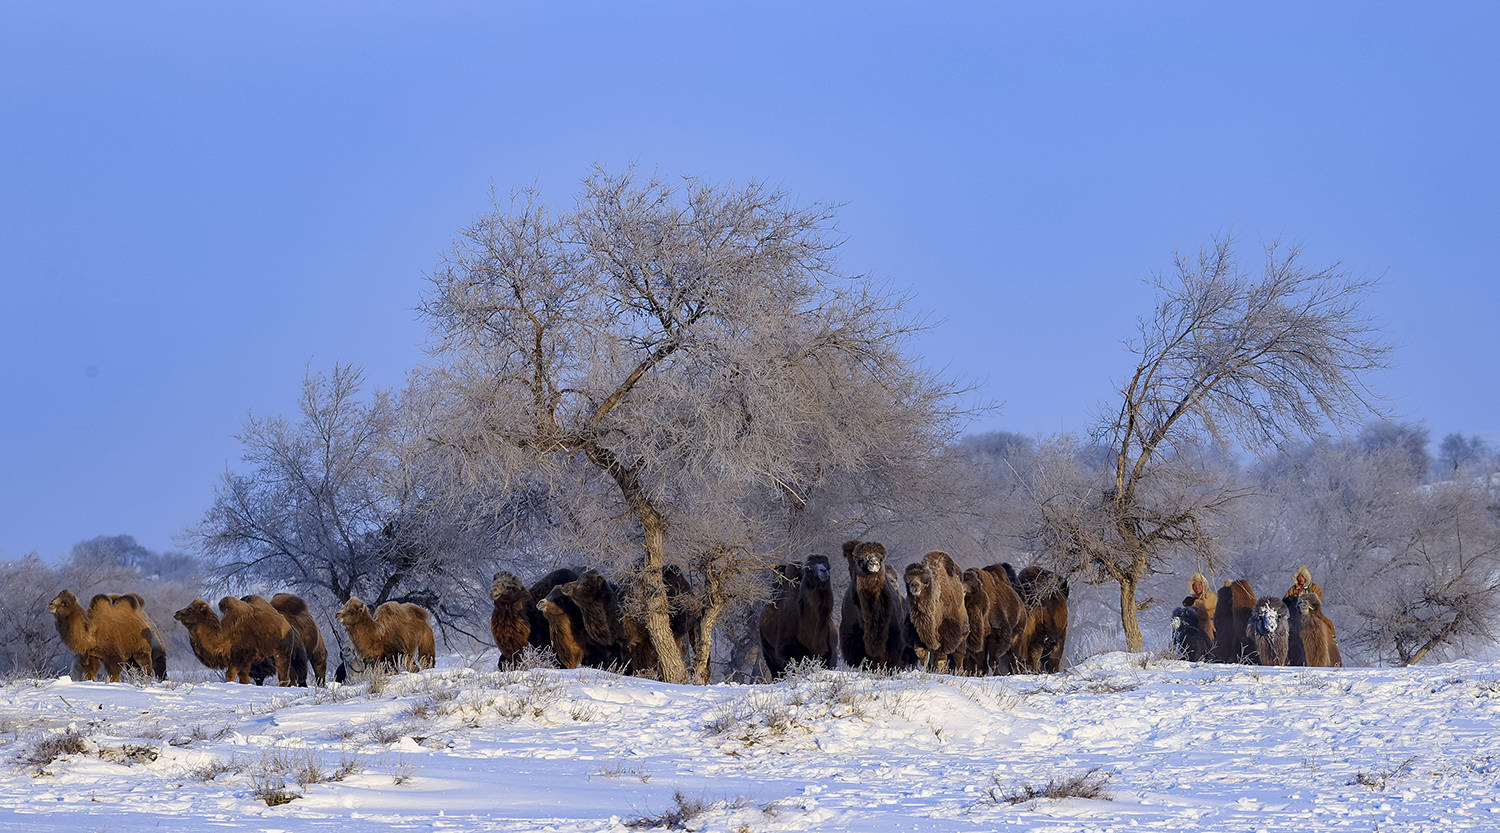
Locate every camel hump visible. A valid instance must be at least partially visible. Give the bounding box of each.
[405,603,431,622]
[270,593,308,616]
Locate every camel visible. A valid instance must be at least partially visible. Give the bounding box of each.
[269,593,326,685]
[335,597,436,673]
[904,551,969,673]
[491,571,533,667]
[174,597,305,686]
[1282,593,1308,666]
[1170,600,1212,662]
[536,586,590,669]
[1008,565,1069,673]
[759,555,839,678]
[1211,579,1257,663]
[839,541,909,668]
[1297,593,1343,667]
[976,565,1026,674]
[1248,597,1291,666]
[50,590,167,682]
[218,595,305,685]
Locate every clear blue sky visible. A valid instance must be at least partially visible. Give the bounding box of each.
[3,3,1496,561]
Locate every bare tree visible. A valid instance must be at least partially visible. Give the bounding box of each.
[193,364,516,648]
[423,168,960,683]
[1438,433,1489,475]
[1031,239,1388,651]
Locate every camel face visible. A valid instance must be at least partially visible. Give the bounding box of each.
[803,556,831,590]
[336,598,368,626]
[173,599,214,625]
[904,563,932,599]
[491,572,525,602]
[853,544,886,576]
[48,590,79,616]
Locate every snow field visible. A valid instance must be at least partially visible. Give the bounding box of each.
[0,653,1496,832]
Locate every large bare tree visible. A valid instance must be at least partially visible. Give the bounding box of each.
[1032,239,1388,651]
[422,168,959,683]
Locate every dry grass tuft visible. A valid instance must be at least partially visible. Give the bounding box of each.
[984,768,1114,805]
[625,790,748,829]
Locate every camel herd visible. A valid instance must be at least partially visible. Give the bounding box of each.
[42,555,1341,687]
[46,589,433,686]
[1170,569,1343,667]
[762,542,1071,679]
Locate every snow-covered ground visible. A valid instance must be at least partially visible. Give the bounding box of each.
[1,654,1496,832]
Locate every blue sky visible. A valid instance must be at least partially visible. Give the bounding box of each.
[2,2,1496,560]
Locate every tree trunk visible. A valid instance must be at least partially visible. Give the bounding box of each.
[693,594,725,685]
[1119,576,1144,653]
[639,511,689,684]
[1401,617,1461,667]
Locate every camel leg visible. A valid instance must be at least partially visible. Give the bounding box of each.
[224,667,237,683]
[103,659,123,683]
[82,655,101,681]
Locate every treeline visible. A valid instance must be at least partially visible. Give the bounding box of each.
[4,169,1496,680]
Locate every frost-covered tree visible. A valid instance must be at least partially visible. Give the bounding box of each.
[422,168,960,683]
[1030,239,1388,651]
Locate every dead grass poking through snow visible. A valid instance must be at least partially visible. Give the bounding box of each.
[625,790,750,829]
[983,768,1115,806]
[20,727,91,771]
[704,666,917,750]
[1352,756,1419,790]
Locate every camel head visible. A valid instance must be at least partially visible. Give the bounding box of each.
[173,598,216,626]
[1171,605,1198,632]
[336,596,370,626]
[851,542,887,577]
[48,589,81,616]
[904,561,935,600]
[491,571,525,603]
[802,555,831,591]
[1249,599,1283,636]
[537,586,567,616]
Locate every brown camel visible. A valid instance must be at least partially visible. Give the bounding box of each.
[218,595,303,685]
[977,565,1026,673]
[50,590,167,682]
[1298,593,1343,667]
[269,593,327,685]
[491,571,533,667]
[839,541,910,668]
[904,551,969,673]
[1009,565,1069,673]
[759,555,839,678]
[1211,579,1257,663]
[335,597,436,673]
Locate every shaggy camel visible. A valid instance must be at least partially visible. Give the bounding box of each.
[335,597,436,673]
[974,565,1026,674]
[174,597,306,685]
[1211,579,1257,663]
[1170,600,1212,662]
[50,590,167,682]
[1248,597,1292,666]
[490,571,533,667]
[904,551,968,673]
[269,593,326,685]
[1297,593,1343,667]
[218,595,305,685]
[759,555,839,678]
[536,586,591,669]
[839,541,909,668]
[1009,565,1069,673]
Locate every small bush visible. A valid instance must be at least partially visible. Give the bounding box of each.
[1352,756,1418,791]
[191,757,247,782]
[626,790,748,830]
[985,768,1114,805]
[22,728,91,770]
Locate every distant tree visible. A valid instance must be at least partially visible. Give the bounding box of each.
[1437,433,1488,475]
[1030,239,1388,651]
[1358,421,1431,482]
[0,554,70,676]
[423,168,960,683]
[193,365,516,645]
